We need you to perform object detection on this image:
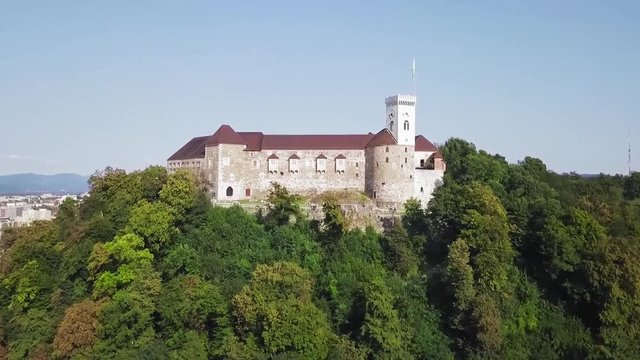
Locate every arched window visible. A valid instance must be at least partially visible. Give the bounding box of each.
[226,186,233,197]
[404,120,410,130]
[385,157,389,163]
[385,146,389,153]
[389,121,394,131]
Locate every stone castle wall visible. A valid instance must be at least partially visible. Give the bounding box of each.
[211,146,366,201]
[365,144,415,208]
[170,144,445,208]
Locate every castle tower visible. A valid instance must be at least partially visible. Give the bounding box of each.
[385,94,416,146]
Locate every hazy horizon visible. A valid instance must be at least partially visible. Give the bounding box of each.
[2,1,639,176]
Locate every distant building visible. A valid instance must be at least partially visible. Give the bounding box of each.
[167,93,445,207]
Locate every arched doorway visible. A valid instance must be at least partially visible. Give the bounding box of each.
[226,186,233,197]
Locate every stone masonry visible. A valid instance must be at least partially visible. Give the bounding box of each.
[167,94,446,208]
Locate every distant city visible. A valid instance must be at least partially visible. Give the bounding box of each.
[0,193,84,232]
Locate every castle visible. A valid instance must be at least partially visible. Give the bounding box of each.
[167,94,445,208]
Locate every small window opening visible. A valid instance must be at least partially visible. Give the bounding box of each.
[385,146,389,153]
[226,187,233,197]
[385,157,389,163]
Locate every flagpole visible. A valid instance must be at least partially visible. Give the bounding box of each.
[411,58,416,95]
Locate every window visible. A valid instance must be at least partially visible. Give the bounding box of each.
[245,188,251,197]
[404,120,410,130]
[389,121,394,131]
[316,158,327,172]
[335,157,346,173]
[226,186,233,197]
[404,157,407,163]
[420,187,424,193]
[252,160,259,169]
[405,147,407,153]
[316,155,327,172]
[222,157,230,166]
[385,146,389,153]
[373,191,377,199]
[268,159,278,173]
[420,159,425,168]
[355,162,359,168]
[289,158,299,173]
[385,157,389,163]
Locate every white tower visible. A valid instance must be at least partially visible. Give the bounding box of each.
[385,94,416,146]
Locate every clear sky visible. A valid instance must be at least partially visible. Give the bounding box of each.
[1,0,639,176]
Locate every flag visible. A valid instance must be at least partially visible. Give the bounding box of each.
[411,58,416,77]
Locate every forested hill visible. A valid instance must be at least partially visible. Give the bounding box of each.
[1,140,640,359]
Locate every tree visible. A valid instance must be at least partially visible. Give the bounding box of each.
[623,172,640,200]
[159,170,198,222]
[126,200,176,254]
[231,262,333,359]
[321,195,347,244]
[262,182,302,227]
[88,233,154,298]
[52,300,101,359]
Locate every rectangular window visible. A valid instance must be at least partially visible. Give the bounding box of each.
[268,159,278,172]
[252,160,259,169]
[335,159,346,173]
[289,159,299,173]
[222,157,230,166]
[316,159,326,172]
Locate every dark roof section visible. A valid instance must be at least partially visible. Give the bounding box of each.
[288,154,300,160]
[316,154,327,159]
[169,125,440,160]
[267,153,279,160]
[366,128,397,148]
[258,134,375,150]
[238,132,264,151]
[168,136,208,161]
[205,125,247,146]
[428,151,443,159]
[415,135,438,152]
[335,154,346,159]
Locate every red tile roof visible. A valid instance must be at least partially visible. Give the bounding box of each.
[335,154,346,159]
[415,135,438,152]
[168,136,208,161]
[168,125,439,160]
[257,134,376,150]
[288,154,300,159]
[428,151,443,160]
[267,153,279,160]
[206,124,246,146]
[366,129,397,148]
[316,154,327,159]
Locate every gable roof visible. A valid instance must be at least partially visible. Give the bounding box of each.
[335,154,346,159]
[168,125,440,161]
[415,135,438,152]
[366,128,397,148]
[267,153,279,160]
[288,154,300,160]
[255,134,375,150]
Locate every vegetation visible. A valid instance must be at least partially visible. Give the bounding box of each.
[1,139,639,359]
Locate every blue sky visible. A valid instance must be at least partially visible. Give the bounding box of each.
[1,0,639,175]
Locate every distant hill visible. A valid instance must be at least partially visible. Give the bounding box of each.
[0,173,89,195]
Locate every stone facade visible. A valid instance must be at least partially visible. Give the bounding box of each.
[167,94,446,208]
